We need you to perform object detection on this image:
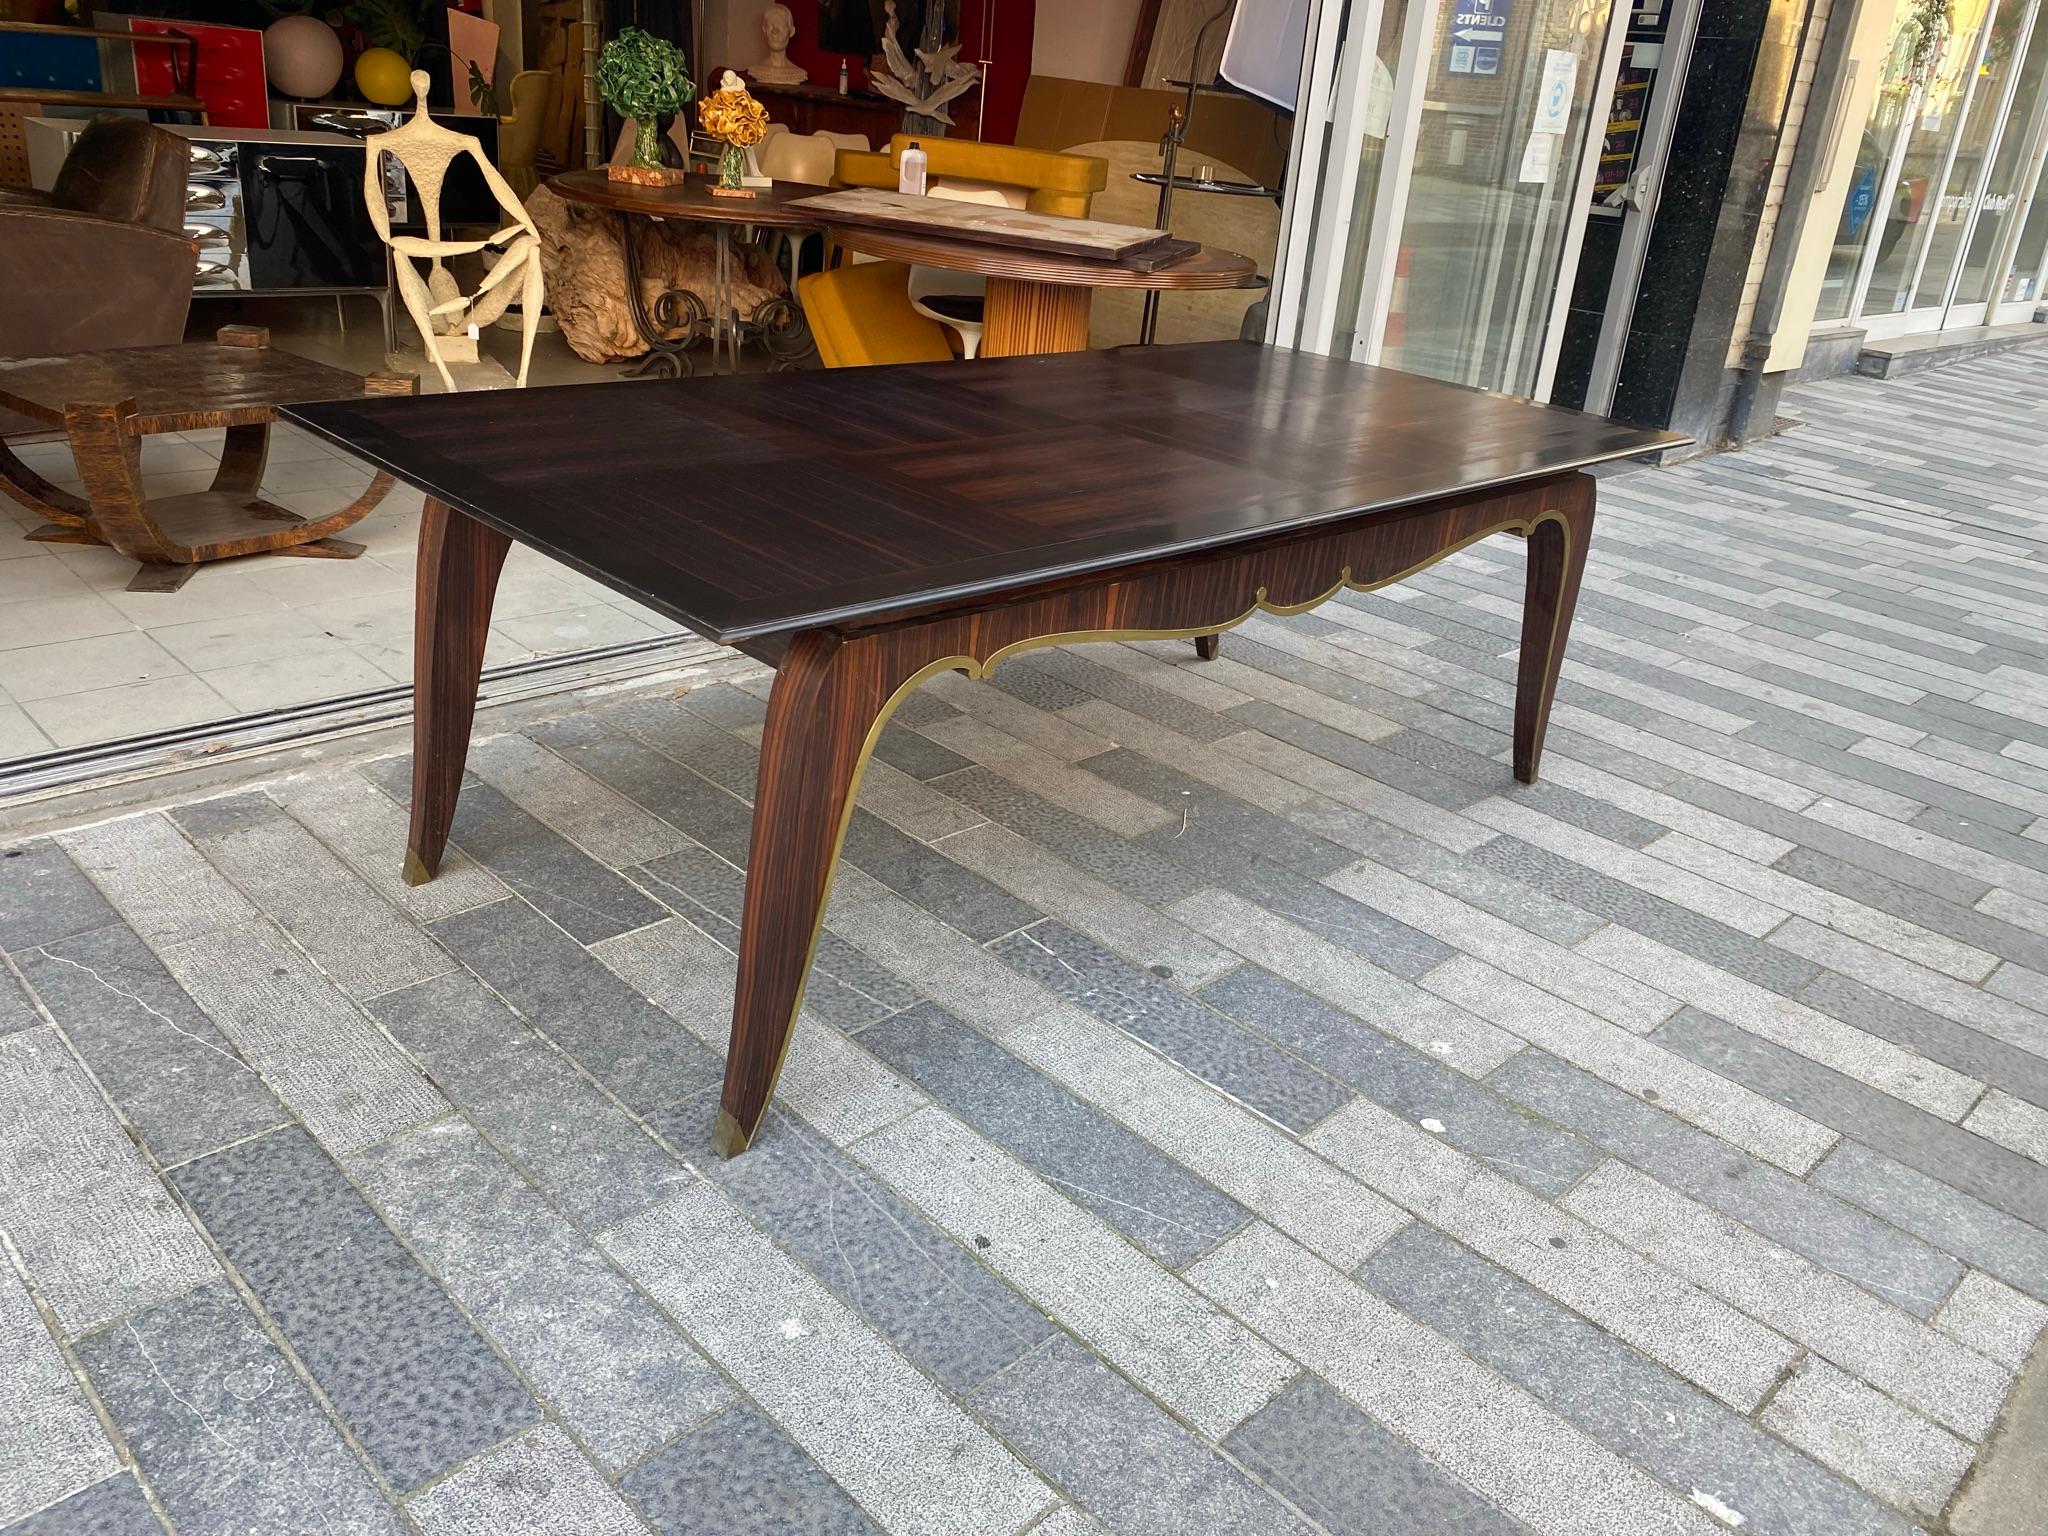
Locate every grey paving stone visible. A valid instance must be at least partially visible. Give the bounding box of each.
[0,840,117,955]
[14,923,283,1168]
[888,688,960,730]
[1759,1356,1976,1520]
[0,1027,218,1336]
[168,791,452,999]
[991,921,1351,1132]
[1799,969,2048,1111]
[1201,966,1600,1198]
[369,970,691,1229]
[1079,747,1355,874]
[1223,1374,1530,1536]
[428,897,723,1114]
[526,718,756,863]
[1474,835,1818,993]
[469,732,693,869]
[1358,1224,1915,1536]
[990,656,1096,713]
[408,1424,648,1536]
[1188,1223,1721,1534]
[0,1257,118,1529]
[362,758,665,943]
[1746,722,2030,831]
[1490,1050,1961,1316]
[1814,1141,2048,1303]
[1306,815,1605,944]
[621,1406,880,1536]
[74,1278,399,1535]
[1029,649,1242,742]
[675,680,771,730]
[1143,818,1456,977]
[601,1182,1052,1535]
[873,721,973,780]
[1228,701,1491,809]
[933,766,1207,905]
[861,1003,1247,1267]
[685,1106,1051,1391]
[840,809,1039,942]
[632,843,921,1031]
[598,695,762,795]
[1681,777,1996,907]
[1916,804,2048,877]
[973,1336,1316,1536]
[353,1119,730,1468]
[0,1474,161,1535]
[1654,1007,2048,1232]
[0,965,38,1034]
[170,1127,537,1491]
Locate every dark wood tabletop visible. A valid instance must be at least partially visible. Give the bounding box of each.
[0,336,373,433]
[548,169,826,229]
[284,341,1683,645]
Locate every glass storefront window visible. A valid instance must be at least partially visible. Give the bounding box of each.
[2003,172,2048,298]
[1818,0,2048,331]
[1958,12,2048,301]
[1815,3,1922,321]
[1912,0,2037,307]
[1864,0,1997,315]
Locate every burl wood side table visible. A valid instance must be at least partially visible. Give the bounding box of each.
[0,325,414,592]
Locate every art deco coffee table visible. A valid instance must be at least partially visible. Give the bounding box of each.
[0,325,412,592]
[285,340,1682,1157]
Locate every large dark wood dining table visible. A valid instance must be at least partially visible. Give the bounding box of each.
[284,340,1682,1157]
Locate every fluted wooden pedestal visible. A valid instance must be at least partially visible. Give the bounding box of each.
[982,279,1095,357]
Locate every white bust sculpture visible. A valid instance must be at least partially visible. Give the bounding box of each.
[753,3,807,85]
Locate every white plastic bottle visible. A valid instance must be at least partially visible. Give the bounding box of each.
[898,140,928,197]
[837,57,850,94]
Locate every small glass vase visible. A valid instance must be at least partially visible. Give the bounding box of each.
[718,141,744,192]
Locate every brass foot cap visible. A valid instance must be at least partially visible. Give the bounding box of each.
[401,848,434,887]
[712,1108,754,1159]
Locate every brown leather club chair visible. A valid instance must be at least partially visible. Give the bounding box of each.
[0,116,197,360]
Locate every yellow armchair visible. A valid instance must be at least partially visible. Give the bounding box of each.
[831,135,1108,217]
[798,261,956,368]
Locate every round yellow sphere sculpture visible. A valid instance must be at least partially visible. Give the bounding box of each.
[354,47,414,107]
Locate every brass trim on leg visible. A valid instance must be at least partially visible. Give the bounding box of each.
[402,848,433,887]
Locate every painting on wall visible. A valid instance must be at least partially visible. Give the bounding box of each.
[817,0,956,57]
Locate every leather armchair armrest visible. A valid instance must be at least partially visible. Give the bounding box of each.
[0,206,196,357]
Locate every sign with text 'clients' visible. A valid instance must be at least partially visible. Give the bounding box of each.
[1447,0,1510,76]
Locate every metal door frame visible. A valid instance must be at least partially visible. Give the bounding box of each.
[1578,0,1707,413]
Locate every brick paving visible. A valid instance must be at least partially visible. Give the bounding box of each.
[3,347,2047,1534]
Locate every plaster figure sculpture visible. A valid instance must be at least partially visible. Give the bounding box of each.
[364,70,545,391]
[753,4,808,85]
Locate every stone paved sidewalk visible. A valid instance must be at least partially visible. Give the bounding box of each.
[3,348,2048,1535]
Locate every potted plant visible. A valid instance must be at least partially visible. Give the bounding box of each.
[596,26,695,186]
[697,69,769,197]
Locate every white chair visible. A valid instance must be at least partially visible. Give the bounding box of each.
[757,130,840,283]
[907,179,1024,360]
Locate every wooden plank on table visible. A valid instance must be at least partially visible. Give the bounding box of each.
[788,187,1181,264]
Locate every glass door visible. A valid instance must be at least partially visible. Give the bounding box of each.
[1269,0,1632,400]
[1955,2,2048,319]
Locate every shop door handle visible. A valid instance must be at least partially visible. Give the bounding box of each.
[1602,169,1656,212]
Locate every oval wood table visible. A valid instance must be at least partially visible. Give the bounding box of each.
[549,170,822,376]
[821,222,1261,357]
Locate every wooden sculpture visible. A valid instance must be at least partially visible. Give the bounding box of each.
[364,70,545,391]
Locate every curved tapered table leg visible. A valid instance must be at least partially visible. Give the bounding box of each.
[716,627,926,1157]
[1193,633,1221,660]
[1513,473,1595,784]
[405,496,511,886]
[210,422,271,494]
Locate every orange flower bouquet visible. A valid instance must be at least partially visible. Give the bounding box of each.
[698,70,770,197]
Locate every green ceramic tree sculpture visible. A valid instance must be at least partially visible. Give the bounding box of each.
[596,26,695,179]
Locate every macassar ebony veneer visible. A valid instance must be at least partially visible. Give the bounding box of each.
[285,340,1683,1157]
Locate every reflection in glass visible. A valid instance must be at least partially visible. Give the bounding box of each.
[1377,0,1614,396]
[1815,1,1922,322]
[1864,0,1997,315]
[2004,178,2048,299]
[1333,0,1416,357]
[1913,0,2036,308]
[1958,5,2048,302]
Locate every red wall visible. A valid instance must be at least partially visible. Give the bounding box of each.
[769,1,1035,144]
